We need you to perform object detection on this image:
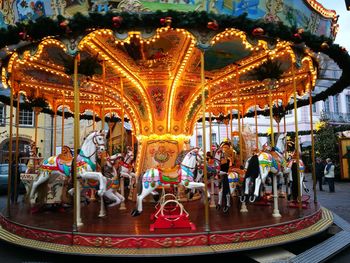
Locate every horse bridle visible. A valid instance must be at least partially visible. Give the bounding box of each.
[82,132,105,159]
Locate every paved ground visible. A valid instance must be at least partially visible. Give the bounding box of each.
[0,174,349,262]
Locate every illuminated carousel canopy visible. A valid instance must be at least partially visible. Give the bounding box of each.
[0,2,348,134]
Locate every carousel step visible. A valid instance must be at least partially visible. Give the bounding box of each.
[246,247,295,262]
[288,230,350,263]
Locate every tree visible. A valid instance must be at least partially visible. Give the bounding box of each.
[314,116,340,178]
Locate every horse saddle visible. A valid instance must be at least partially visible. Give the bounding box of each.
[159,166,180,184]
[57,153,73,166]
[159,167,179,179]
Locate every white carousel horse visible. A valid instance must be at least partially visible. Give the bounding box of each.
[131,148,206,217]
[242,134,288,203]
[29,131,107,206]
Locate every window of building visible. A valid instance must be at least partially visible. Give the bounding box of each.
[286,110,293,115]
[19,109,34,127]
[211,133,217,145]
[333,95,339,113]
[312,103,317,113]
[0,104,5,126]
[324,98,330,113]
[347,95,350,113]
[197,135,202,148]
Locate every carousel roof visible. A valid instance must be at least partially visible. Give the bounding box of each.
[0,11,349,136]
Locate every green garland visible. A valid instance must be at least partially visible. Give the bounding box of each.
[0,11,349,121]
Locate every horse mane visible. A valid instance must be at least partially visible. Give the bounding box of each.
[175,150,190,165]
[246,155,260,179]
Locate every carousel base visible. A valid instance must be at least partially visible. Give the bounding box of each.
[0,197,333,256]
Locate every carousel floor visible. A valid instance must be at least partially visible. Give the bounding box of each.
[0,194,333,256]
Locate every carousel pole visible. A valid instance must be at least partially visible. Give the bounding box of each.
[269,87,275,148]
[309,87,317,204]
[236,69,243,166]
[120,77,125,155]
[14,90,20,204]
[238,109,243,166]
[230,108,233,143]
[225,107,229,138]
[292,64,302,211]
[6,76,15,217]
[200,51,210,232]
[61,92,65,149]
[268,81,281,218]
[102,60,106,130]
[53,101,57,156]
[195,122,198,147]
[209,112,216,208]
[283,105,287,159]
[73,54,83,229]
[254,96,259,149]
[119,77,127,210]
[109,111,113,156]
[92,96,96,130]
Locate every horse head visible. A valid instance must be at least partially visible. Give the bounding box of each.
[124,146,134,165]
[80,130,106,167]
[182,148,203,170]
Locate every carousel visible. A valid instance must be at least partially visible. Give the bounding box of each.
[0,0,348,257]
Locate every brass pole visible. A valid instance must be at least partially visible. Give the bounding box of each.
[283,105,287,159]
[120,77,124,154]
[14,91,20,203]
[109,111,112,156]
[73,54,82,228]
[209,111,216,208]
[309,87,317,203]
[200,51,209,232]
[195,122,198,147]
[61,93,65,148]
[7,76,14,216]
[34,109,39,147]
[229,109,233,142]
[237,110,243,165]
[102,60,106,130]
[209,112,212,153]
[254,98,258,149]
[292,65,302,210]
[269,87,275,147]
[92,96,96,130]
[131,131,135,153]
[53,102,57,156]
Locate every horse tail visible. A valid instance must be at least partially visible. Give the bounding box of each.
[137,172,144,195]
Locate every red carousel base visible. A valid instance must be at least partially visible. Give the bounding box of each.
[0,196,333,256]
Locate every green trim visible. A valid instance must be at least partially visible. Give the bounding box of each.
[79,150,96,171]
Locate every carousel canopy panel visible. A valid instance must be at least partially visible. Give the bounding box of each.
[3,27,317,137]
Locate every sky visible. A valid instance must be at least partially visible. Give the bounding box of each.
[318,0,350,51]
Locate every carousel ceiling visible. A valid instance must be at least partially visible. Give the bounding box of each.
[2,27,317,136]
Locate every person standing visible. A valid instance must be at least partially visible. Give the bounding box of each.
[315,158,325,191]
[324,158,335,193]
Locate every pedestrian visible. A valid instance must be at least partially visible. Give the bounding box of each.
[324,158,335,193]
[315,157,325,191]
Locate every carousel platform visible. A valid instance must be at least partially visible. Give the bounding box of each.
[0,197,333,256]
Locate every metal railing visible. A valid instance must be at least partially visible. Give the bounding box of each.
[322,111,350,123]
